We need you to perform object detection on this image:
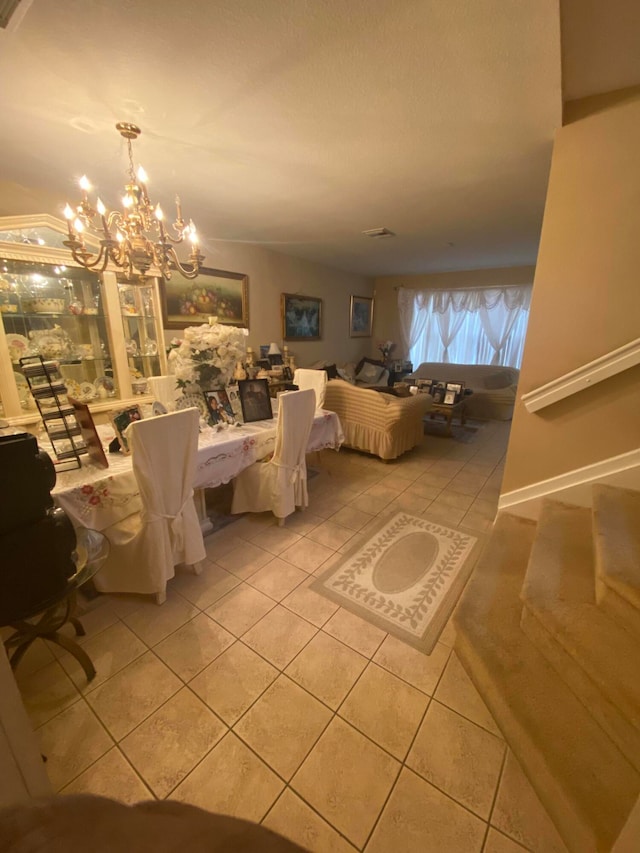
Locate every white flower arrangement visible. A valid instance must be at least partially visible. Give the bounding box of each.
[167,322,248,392]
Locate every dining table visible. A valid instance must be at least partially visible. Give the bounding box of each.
[52,408,344,535]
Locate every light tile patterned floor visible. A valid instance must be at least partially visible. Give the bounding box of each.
[14,419,569,852]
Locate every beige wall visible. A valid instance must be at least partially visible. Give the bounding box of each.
[502,89,640,493]
[373,267,535,360]
[160,240,374,367]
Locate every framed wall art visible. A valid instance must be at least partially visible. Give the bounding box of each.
[161,267,249,329]
[350,294,373,337]
[281,293,322,341]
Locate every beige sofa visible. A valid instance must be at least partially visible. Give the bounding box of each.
[406,362,520,420]
[324,379,433,460]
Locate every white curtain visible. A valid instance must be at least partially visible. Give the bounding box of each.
[400,285,532,368]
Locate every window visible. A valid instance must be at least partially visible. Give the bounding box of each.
[398,285,532,368]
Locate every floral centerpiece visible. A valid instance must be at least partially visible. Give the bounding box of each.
[168,322,248,394]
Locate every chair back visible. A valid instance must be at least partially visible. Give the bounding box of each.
[293,368,327,409]
[128,408,202,556]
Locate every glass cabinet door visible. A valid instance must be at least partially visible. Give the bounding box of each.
[0,259,119,409]
[118,281,162,394]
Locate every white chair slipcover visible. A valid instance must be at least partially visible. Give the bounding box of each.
[231,389,316,524]
[293,368,327,410]
[93,408,206,604]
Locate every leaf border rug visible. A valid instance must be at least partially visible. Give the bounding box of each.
[311,512,486,655]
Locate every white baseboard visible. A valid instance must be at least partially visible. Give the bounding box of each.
[498,448,640,519]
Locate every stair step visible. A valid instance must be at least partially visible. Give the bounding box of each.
[520,500,640,773]
[593,484,640,639]
[454,513,640,853]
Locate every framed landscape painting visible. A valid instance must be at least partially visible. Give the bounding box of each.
[281,293,322,341]
[161,267,249,329]
[350,295,373,337]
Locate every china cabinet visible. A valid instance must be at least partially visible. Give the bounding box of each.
[0,214,168,426]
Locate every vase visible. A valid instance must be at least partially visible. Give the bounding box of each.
[233,361,247,381]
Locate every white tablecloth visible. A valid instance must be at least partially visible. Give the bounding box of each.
[53,410,344,531]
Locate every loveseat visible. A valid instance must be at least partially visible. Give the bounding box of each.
[406,362,520,420]
[323,379,433,460]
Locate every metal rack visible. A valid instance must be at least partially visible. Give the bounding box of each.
[19,356,86,470]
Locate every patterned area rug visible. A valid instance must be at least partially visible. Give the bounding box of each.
[312,512,485,654]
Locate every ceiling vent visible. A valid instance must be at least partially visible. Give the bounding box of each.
[362,227,396,239]
[0,0,32,31]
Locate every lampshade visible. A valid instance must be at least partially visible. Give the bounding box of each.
[268,342,281,355]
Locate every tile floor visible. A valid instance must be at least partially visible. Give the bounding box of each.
[13,419,569,852]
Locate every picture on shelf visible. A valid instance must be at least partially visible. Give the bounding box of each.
[260,345,270,359]
[443,390,457,405]
[445,381,464,403]
[349,295,373,337]
[237,378,273,423]
[281,293,322,341]
[268,352,283,366]
[204,390,236,426]
[282,366,293,381]
[416,379,434,393]
[110,405,143,454]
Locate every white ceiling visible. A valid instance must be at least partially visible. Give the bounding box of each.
[0,1,565,275]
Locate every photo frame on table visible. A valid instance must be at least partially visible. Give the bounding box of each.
[416,379,434,393]
[281,293,322,341]
[349,294,374,337]
[110,405,143,454]
[161,267,249,329]
[204,390,237,426]
[238,378,273,423]
[260,345,270,359]
[445,381,464,404]
[282,366,293,381]
[431,382,447,404]
[226,385,245,423]
[268,352,283,366]
[67,398,109,468]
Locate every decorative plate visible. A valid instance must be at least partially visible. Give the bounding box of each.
[176,392,208,421]
[152,401,168,416]
[6,333,29,363]
[77,381,97,402]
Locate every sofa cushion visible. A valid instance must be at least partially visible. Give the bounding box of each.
[337,367,355,383]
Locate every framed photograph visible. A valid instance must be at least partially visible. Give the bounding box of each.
[260,345,270,359]
[416,379,433,393]
[282,366,293,381]
[238,378,273,423]
[110,405,143,454]
[431,382,446,404]
[204,389,236,426]
[443,390,457,405]
[281,294,322,341]
[445,381,464,402]
[349,295,374,338]
[161,267,249,329]
[268,352,283,366]
[226,385,244,423]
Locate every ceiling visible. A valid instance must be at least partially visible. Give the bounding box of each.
[0,0,623,277]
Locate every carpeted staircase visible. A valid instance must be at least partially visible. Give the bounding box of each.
[454,484,640,853]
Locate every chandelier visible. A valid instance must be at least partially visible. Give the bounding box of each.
[63,122,204,282]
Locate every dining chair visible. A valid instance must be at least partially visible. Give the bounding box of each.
[231,389,316,525]
[93,408,206,604]
[293,368,327,410]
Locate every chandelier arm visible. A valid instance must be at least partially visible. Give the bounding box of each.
[70,244,109,272]
[164,246,200,280]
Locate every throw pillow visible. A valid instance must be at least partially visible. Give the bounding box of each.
[483,370,514,390]
[356,362,384,384]
[336,368,355,383]
[323,363,339,380]
[355,356,385,376]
